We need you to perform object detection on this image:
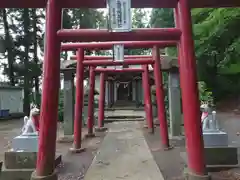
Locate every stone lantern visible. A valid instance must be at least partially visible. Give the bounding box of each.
[0,35,6,53]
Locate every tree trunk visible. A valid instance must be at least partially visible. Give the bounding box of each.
[2,9,15,86]
[23,9,31,115]
[32,9,40,106]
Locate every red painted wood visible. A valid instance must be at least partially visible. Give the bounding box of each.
[87,66,96,135]
[71,55,153,60]
[36,0,62,176]
[142,65,154,132]
[98,72,105,128]
[95,68,144,73]
[83,59,154,66]
[1,0,239,9]
[57,28,181,42]
[73,48,84,149]
[61,41,177,51]
[176,0,206,175]
[152,46,169,148]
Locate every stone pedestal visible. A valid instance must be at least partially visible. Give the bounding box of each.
[181,128,238,172]
[204,146,238,166]
[0,134,62,180]
[1,151,61,180]
[12,134,38,152]
[203,130,228,147]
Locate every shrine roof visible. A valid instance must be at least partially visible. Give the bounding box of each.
[1,0,239,8]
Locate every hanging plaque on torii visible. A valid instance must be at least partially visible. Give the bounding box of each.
[113,44,124,70]
[107,0,132,32]
[108,0,131,70]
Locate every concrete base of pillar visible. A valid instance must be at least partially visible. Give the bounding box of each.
[69,147,86,154]
[147,128,154,134]
[31,171,58,180]
[95,127,108,132]
[169,135,185,140]
[154,118,160,126]
[143,124,148,128]
[162,145,174,151]
[57,135,74,143]
[85,133,95,138]
[184,168,210,180]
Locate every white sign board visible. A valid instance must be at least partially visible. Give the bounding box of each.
[113,44,124,69]
[107,0,132,32]
[113,44,124,61]
[115,66,123,70]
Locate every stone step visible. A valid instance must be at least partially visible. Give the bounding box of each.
[105,115,144,119]
[104,118,145,123]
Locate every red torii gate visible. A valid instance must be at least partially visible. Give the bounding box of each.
[63,41,175,151]
[61,41,177,51]
[66,46,167,145]
[3,0,237,179]
[41,5,204,180]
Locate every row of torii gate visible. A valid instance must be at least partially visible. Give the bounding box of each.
[62,42,172,143]
[2,0,237,179]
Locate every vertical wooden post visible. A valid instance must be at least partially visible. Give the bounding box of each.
[70,48,85,153]
[152,46,170,149]
[142,65,154,133]
[176,0,207,177]
[32,0,62,179]
[96,72,107,132]
[86,66,96,137]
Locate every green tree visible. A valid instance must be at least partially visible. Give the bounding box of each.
[150,8,240,102]
[1,9,15,85]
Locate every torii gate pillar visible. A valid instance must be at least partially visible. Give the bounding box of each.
[152,46,170,149]
[142,65,154,133]
[70,48,85,153]
[176,0,208,178]
[86,66,96,138]
[96,72,108,132]
[31,0,61,179]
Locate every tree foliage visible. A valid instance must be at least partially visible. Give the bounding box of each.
[0,8,105,115]
[1,6,239,116]
[150,8,240,102]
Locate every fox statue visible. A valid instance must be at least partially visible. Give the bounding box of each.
[21,103,40,135]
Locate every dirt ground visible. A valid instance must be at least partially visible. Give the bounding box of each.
[57,131,106,180]
[143,112,240,180]
[1,110,240,180]
[0,118,106,180]
[0,119,23,160]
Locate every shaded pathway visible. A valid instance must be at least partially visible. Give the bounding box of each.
[84,121,164,180]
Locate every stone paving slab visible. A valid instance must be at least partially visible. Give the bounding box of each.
[94,110,146,118]
[84,121,164,180]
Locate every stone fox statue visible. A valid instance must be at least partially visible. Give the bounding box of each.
[21,104,40,135]
[200,103,219,131]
